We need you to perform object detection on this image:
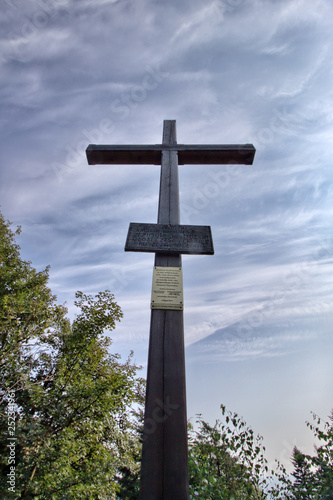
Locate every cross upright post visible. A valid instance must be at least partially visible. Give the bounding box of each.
[86,120,255,499]
[140,120,188,499]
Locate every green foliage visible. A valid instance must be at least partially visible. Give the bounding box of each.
[290,446,315,499]
[268,411,333,500]
[304,411,333,499]
[0,213,144,499]
[188,405,268,499]
[0,212,66,394]
[188,406,333,500]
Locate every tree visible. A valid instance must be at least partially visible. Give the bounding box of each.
[188,405,268,499]
[269,411,333,500]
[0,212,65,396]
[304,411,333,500]
[0,212,144,499]
[188,407,333,500]
[290,446,314,499]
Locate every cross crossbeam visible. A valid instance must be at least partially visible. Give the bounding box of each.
[86,143,255,165]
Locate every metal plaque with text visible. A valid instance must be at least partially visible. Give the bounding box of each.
[151,267,183,310]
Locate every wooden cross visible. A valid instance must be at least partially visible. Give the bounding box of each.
[86,120,255,499]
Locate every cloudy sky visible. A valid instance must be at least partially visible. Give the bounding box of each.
[1,0,333,469]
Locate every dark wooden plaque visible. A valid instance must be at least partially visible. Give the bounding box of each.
[125,223,214,255]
